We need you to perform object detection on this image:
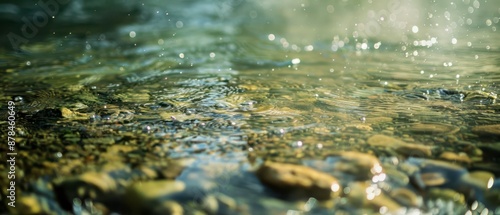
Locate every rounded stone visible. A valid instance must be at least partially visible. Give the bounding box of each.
[460,171,495,190]
[126,180,186,214]
[395,143,433,157]
[332,151,384,181]
[419,172,446,186]
[408,123,459,134]
[390,188,422,208]
[427,188,465,204]
[472,124,500,137]
[367,135,405,147]
[439,152,471,164]
[346,182,403,213]
[367,135,432,157]
[256,161,341,200]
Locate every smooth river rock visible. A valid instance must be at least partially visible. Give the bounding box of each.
[408,123,459,134]
[331,151,385,181]
[125,180,185,215]
[472,124,500,137]
[256,161,341,200]
[367,135,432,157]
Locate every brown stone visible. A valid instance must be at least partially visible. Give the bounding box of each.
[390,188,422,208]
[126,180,185,215]
[346,182,402,212]
[367,135,432,157]
[367,135,405,147]
[409,123,459,134]
[256,162,341,200]
[472,124,500,137]
[420,172,446,186]
[395,143,433,157]
[332,151,384,181]
[439,152,471,164]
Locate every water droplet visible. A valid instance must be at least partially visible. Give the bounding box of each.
[473,0,480,8]
[268,34,275,41]
[412,26,419,33]
[179,53,184,58]
[291,58,301,65]
[176,21,183,28]
[305,45,314,51]
[475,55,479,59]
[444,11,451,20]
[129,31,136,38]
[209,52,216,58]
[26,61,31,66]
[451,38,457,44]
[361,43,368,50]
[486,19,492,26]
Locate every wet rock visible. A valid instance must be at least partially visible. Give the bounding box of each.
[383,166,410,186]
[460,171,495,190]
[330,151,384,181]
[439,152,471,164]
[367,134,406,147]
[367,135,432,157]
[151,201,184,215]
[472,124,500,137]
[14,195,42,215]
[408,123,459,134]
[256,161,341,200]
[202,195,219,214]
[408,158,466,190]
[61,107,89,120]
[390,188,422,208]
[427,188,465,204]
[419,172,447,186]
[346,182,403,213]
[54,172,119,204]
[395,143,432,157]
[125,180,185,215]
[14,194,70,215]
[345,123,373,131]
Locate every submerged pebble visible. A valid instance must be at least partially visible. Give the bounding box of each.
[472,124,500,137]
[408,123,460,134]
[256,161,341,200]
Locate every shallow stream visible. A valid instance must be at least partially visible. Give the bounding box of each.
[1,0,499,214]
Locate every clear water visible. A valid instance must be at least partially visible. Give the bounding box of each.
[1,0,499,214]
